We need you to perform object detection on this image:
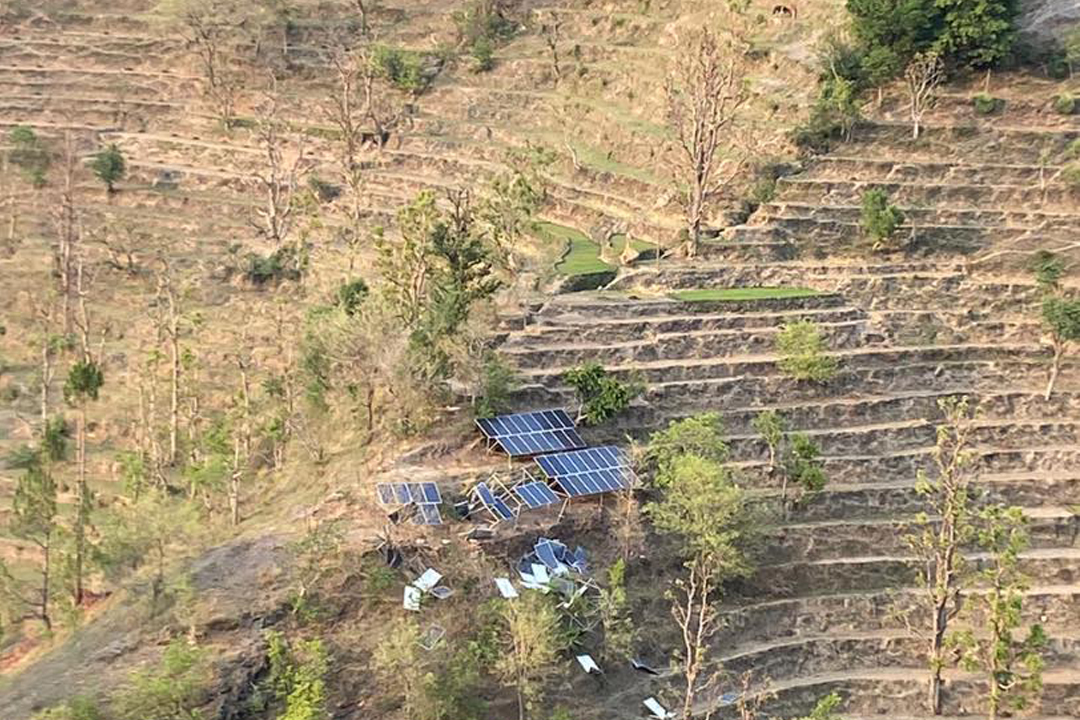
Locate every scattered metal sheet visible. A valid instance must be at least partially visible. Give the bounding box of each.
[430,585,454,600]
[404,585,422,612]
[719,692,740,707]
[494,577,519,599]
[631,657,662,676]
[576,654,602,674]
[413,568,443,593]
[644,697,675,719]
[418,624,446,651]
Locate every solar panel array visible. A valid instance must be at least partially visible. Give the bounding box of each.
[476,409,586,457]
[535,446,636,498]
[474,481,518,522]
[376,482,443,525]
[514,481,559,509]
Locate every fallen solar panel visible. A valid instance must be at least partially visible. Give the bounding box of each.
[644,697,675,719]
[472,481,519,523]
[518,537,588,577]
[475,409,586,457]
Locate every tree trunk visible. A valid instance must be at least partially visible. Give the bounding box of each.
[912,119,920,140]
[74,406,88,606]
[1045,340,1063,400]
[40,337,51,425]
[168,311,180,466]
[40,533,52,630]
[230,435,241,526]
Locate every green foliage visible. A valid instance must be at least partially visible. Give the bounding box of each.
[422,645,487,720]
[470,36,495,72]
[860,188,905,249]
[1062,162,1080,188]
[11,462,58,544]
[1030,250,1065,291]
[1065,24,1080,75]
[90,143,126,192]
[972,92,1001,115]
[1053,93,1076,115]
[373,46,438,95]
[8,125,51,187]
[645,454,750,575]
[244,246,305,285]
[797,692,844,720]
[265,631,330,720]
[934,0,1018,69]
[563,361,641,426]
[598,559,636,662]
[473,350,516,419]
[784,433,828,500]
[847,0,941,72]
[952,505,1048,718]
[647,412,729,487]
[453,0,516,48]
[64,359,105,404]
[1043,295,1080,345]
[43,416,69,463]
[793,71,862,153]
[493,591,568,720]
[31,696,104,720]
[752,409,785,473]
[776,321,839,383]
[373,617,429,718]
[116,638,210,720]
[334,278,369,316]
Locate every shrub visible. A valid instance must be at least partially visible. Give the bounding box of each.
[647,412,729,487]
[474,351,516,419]
[563,361,641,426]
[334,278,369,316]
[31,696,103,720]
[116,639,211,720]
[972,93,1001,115]
[860,188,905,249]
[1054,93,1076,115]
[776,321,839,383]
[471,36,495,72]
[1030,250,1065,290]
[453,0,516,48]
[245,247,305,285]
[1062,163,1080,189]
[308,175,341,202]
[8,125,51,187]
[90,143,126,192]
[373,46,438,95]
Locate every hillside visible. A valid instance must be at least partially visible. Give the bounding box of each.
[0,1,1078,720]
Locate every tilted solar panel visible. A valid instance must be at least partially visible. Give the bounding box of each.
[377,482,441,506]
[413,503,443,526]
[474,481,518,521]
[514,481,559,509]
[535,446,636,497]
[475,409,586,457]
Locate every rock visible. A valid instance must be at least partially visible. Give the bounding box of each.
[1018,0,1080,41]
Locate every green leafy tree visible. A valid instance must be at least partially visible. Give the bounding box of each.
[265,631,331,720]
[1065,24,1080,77]
[1041,295,1080,400]
[860,188,905,249]
[494,591,568,720]
[932,0,1018,69]
[645,453,752,720]
[776,320,839,382]
[563,361,641,426]
[847,0,941,71]
[477,155,548,271]
[905,396,977,715]
[373,617,430,718]
[473,350,517,419]
[334,278,369,316]
[90,143,126,193]
[752,409,785,475]
[953,506,1048,720]
[0,462,60,630]
[647,412,729,486]
[783,433,828,510]
[598,559,636,662]
[116,638,211,720]
[8,125,52,187]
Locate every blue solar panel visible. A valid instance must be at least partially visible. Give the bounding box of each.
[476,409,586,457]
[379,482,441,506]
[535,447,636,498]
[514,481,559,509]
[407,482,441,505]
[376,484,396,506]
[474,482,517,521]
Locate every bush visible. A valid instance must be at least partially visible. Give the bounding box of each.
[1062,163,1080,189]
[972,93,1001,115]
[245,247,305,285]
[90,143,126,192]
[453,0,516,48]
[1030,250,1065,290]
[31,696,103,720]
[474,351,516,419]
[8,125,51,187]
[373,46,438,95]
[563,362,641,426]
[860,187,905,249]
[334,278,369,316]
[308,175,341,202]
[471,37,495,72]
[1054,93,1076,115]
[792,72,862,154]
[776,321,839,383]
[116,639,211,720]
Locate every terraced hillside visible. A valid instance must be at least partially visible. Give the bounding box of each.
[2,1,1080,719]
[495,82,1080,716]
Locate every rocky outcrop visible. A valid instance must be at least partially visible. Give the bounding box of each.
[1019,0,1080,41]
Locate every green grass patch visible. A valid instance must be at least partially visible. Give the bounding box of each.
[670,287,822,302]
[535,222,653,276]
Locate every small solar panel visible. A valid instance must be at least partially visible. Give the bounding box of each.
[474,482,517,521]
[514,481,559,509]
[535,446,636,498]
[413,504,443,526]
[377,482,441,506]
[476,409,586,457]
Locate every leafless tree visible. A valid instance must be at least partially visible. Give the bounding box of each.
[151,260,186,467]
[181,7,243,128]
[674,557,723,720]
[248,90,314,246]
[537,12,563,84]
[905,51,944,141]
[51,131,80,334]
[666,29,752,257]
